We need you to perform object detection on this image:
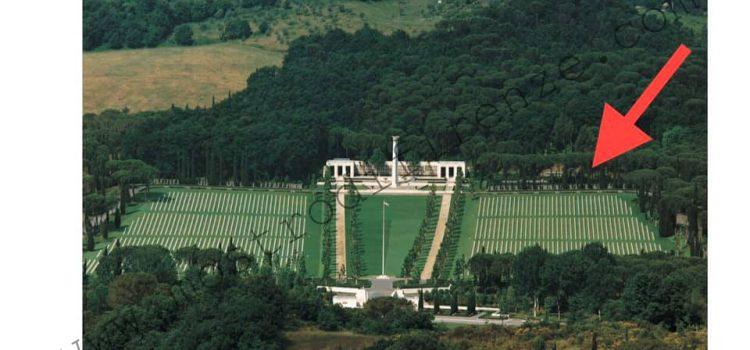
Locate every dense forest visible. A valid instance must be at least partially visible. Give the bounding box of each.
[464,244,706,331]
[83,0,282,50]
[83,0,707,181]
[83,243,435,349]
[83,242,705,348]
[82,0,403,50]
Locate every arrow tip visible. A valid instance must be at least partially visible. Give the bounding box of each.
[592,103,653,168]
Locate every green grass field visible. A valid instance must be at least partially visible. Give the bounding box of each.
[457,192,672,257]
[84,187,323,275]
[85,188,673,278]
[346,194,427,276]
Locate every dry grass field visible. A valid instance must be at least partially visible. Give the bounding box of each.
[286,329,382,350]
[83,42,283,113]
[83,0,440,114]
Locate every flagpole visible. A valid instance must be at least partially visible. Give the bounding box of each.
[382,201,385,276]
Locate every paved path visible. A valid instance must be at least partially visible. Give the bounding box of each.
[433,315,526,327]
[420,185,453,281]
[335,188,347,277]
[352,187,454,195]
[365,277,397,298]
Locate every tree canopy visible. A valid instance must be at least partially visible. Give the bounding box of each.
[84,0,706,189]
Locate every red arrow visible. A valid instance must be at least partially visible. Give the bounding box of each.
[592,44,691,167]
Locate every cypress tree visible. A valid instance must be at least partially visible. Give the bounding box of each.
[114,209,121,228]
[454,254,465,281]
[82,261,88,286]
[433,289,440,314]
[533,337,546,350]
[86,231,95,251]
[113,247,122,277]
[298,255,307,276]
[418,289,424,311]
[102,215,109,240]
[468,288,477,315]
[451,291,458,314]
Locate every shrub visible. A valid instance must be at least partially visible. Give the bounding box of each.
[359,297,434,335]
[107,272,158,308]
[259,21,271,34]
[173,24,194,46]
[221,19,252,41]
[317,304,347,331]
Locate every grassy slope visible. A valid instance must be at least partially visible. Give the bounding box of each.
[83,3,706,114]
[83,43,282,113]
[456,191,674,260]
[285,323,706,350]
[306,192,329,277]
[440,322,706,350]
[83,0,440,113]
[286,328,382,350]
[346,194,426,276]
[456,192,478,263]
[187,0,438,48]
[635,7,707,45]
[84,187,323,276]
[87,189,676,277]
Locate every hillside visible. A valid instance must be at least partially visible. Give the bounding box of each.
[85,0,707,176]
[84,0,707,254]
[84,187,324,276]
[83,43,283,113]
[83,0,452,113]
[457,192,672,257]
